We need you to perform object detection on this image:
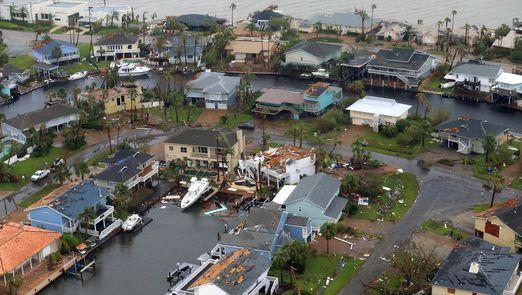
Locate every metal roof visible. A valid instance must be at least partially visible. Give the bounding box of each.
[186,72,240,95]
[346,95,411,117]
[286,41,343,58]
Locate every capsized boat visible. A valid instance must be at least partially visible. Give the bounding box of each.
[180,177,210,210]
[122,214,143,231]
[68,71,88,81]
[118,63,151,77]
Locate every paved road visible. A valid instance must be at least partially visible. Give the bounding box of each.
[245,131,521,295]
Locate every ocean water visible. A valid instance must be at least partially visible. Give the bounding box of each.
[87,0,520,27]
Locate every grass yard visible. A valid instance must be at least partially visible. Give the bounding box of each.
[91,26,122,36]
[149,107,204,124]
[0,20,53,32]
[218,113,252,129]
[472,203,491,213]
[511,175,522,190]
[52,26,73,34]
[420,74,453,94]
[8,55,36,70]
[19,183,61,208]
[271,254,363,295]
[362,132,438,159]
[353,172,419,222]
[421,219,471,240]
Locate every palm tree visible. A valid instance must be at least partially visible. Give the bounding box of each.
[181,32,188,65]
[80,208,95,239]
[450,10,457,45]
[110,10,120,28]
[483,135,497,162]
[437,20,444,48]
[370,4,377,37]
[19,6,28,22]
[8,275,23,295]
[215,134,223,181]
[272,248,290,282]
[8,4,16,21]
[348,80,366,98]
[129,88,138,123]
[359,11,369,40]
[320,222,337,254]
[314,147,330,172]
[54,163,71,185]
[464,23,471,45]
[488,173,504,208]
[74,161,89,180]
[229,3,237,27]
[415,93,426,117]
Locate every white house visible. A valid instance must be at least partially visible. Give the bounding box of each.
[492,72,522,107]
[1,0,89,27]
[444,61,504,93]
[283,41,343,68]
[185,72,241,110]
[346,96,411,132]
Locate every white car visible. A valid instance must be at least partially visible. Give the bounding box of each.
[31,170,50,182]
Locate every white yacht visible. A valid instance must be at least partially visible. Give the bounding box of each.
[68,71,88,81]
[118,63,151,77]
[181,177,210,210]
[311,68,329,79]
[122,214,142,231]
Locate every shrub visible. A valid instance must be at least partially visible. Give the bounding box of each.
[428,109,451,126]
[395,118,411,133]
[314,117,336,134]
[379,124,398,138]
[48,252,62,266]
[436,159,455,166]
[346,203,359,216]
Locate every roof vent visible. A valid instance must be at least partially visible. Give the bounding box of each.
[469,262,480,274]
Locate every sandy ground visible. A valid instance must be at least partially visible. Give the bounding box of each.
[341,218,395,237]
[337,125,372,146]
[411,231,457,260]
[148,142,166,161]
[311,234,380,258]
[196,109,228,127]
[501,159,522,185]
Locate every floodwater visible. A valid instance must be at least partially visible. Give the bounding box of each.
[81,0,520,27]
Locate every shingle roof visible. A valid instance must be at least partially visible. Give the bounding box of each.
[284,172,341,210]
[95,33,139,46]
[175,14,226,28]
[1,64,25,76]
[449,61,503,79]
[369,48,431,71]
[286,214,310,227]
[190,249,270,294]
[323,196,348,219]
[243,207,282,234]
[220,230,274,251]
[33,39,78,56]
[96,150,153,183]
[308,12,380,28]
[165,128,239,149]
[0,223,61,275]
[256,88,304,105]
[186,72,240,95]
[5,104,80,131]
[435,117,509,140]
[251,10,284,21]
[431,247,521,295]
[286,41,343,58]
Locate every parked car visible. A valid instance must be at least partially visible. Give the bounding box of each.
[237,122,255,130]
[31,170,51,182]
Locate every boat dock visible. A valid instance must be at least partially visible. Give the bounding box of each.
[126,216,153,233]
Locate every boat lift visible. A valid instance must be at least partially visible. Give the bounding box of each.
[67,257,96,280]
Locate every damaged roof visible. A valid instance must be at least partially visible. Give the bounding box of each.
[475,198,522,235]
[258,145,315,174]
[435,117,509,140]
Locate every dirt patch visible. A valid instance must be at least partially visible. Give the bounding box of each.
[448,210,478,232]
[338,125,372,146]
[326,165,398,180]
[196,109,228,127]
[341,218,394,237]
[417,147,475,177]
[4,207,29,223]
[412,231,457,260]
[311,234,380,258]
[501,159,522,185]
[148,142,165,161]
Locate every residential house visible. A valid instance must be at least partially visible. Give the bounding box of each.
[32,39,80,65]
[250,8,284,31]
[411,21,438,46]
[0,64,30,97]
[1,0,88,26]
[253,82,343,119]
[492,72,522,108]
[0,223,61,285]
[367,47,435,88]
[173,14,226,31]
[165,34,205,65]
[444,61,504,93]
[171,249,278,295]
[434,117,509,154]
[474,198,522,253]
[164,128,245,173]
[346,95,411,132]
[239,145,316,188]
[282,41,343,69]
[493,30,521,51]
[225,40,276,65]
[307,11,382,35]
[79,5,132,28]
[278,172,346,229]
[27,181,122,239]
[93,33,140,61]
[185,72,241,110]
[340,54,374,80]
[1,104,80,144]
[77,86,143,115]
[431,245,522,295]
[376,22,406,41]
[94,149,159,192]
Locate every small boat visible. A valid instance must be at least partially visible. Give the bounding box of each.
[122,214,143,231]
[299,73,312,79]
[118,63,151,77]
[167,262,195,282]
[68,71,88,81]
[181,177,210,210]
[311,68,329,79]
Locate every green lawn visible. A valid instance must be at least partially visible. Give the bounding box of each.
[511,175,522,190]
[0,20,53,32]
[19,183,61,208]
[271,254,363,294]
[472,203,491,213]
[353,172,419,221]
[149,107,204,124]
[362,132,438,159]
[421,219,471,240]
[0,43,7,53]
[218,113,252,129]
[420,74,453,94]
[8,55,36,70]
[52,26,73,34]
[90,26,122,36]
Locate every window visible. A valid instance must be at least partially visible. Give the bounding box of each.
[180,147,187,153]
[169,146,173,151]
[298,206,302,212]
[447,288,455,294]
[128,45,132,49]
[475,230,484,239]
[197,147,208,154]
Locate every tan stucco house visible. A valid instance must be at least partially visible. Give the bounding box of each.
[164,128,245,172]
[78,86,143,115]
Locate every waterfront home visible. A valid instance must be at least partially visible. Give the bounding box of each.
[493,30,521,51]
[0,64,29,97]
[0,0,88,26]
[93,33,140,61]
[185,72,241,110]
[492,72,522,108]
[340,54,374,80]
[367,47,435,88]
[0,222,61,285]
[474,198,522,253]
[165,34,205,65]
[282,41,343,69]
[250,8,284,31]
[253,82,342,119]
[164,128,245,173]
[27,181,122,239]
[225,40,277,65]
[32,39,80,65]
[1,104,80,144]
[444,60,503,93]
[307,11,382,35]
[94,149,159,192]
[171,249,278,295]
[278,172,346,229]
[173,14,226,31]
[79,5,132,28]
[346,95,411,132]
[376,22,406,41]
[434,117,509,154]
[77,86,143,115]
[431,246,522,295]
[239,145,316,188]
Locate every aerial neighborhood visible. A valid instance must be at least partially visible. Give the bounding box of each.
[0,1,521,295]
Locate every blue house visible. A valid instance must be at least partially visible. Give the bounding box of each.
[282,172,347,229]
[32,39,80,65]
[27,181,122,239]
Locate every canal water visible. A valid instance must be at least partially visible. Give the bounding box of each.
[40,204,223,295]
[1,74,521,132]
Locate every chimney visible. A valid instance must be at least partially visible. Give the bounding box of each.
[469,262,480,274]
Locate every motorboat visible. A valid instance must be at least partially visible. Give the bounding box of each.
[118,63,151,77]
[180,177,210,210]
[299,72,312,79]
[68,71,88,81]
[122,214,143,231]
[311,68,329,79]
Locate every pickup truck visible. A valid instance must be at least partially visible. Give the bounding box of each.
[31,170,51,182]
